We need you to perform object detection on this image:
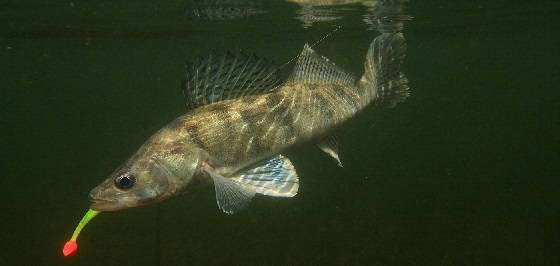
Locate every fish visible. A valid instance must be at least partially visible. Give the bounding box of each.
[88,33,409,214]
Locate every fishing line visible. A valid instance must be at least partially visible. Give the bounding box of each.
[279,25,343,70]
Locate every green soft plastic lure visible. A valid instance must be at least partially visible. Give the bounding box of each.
[62,209,100,256]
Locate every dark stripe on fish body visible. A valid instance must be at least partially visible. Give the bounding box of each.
[248,135,266,157]
[280,123,297,144]
[242,96,255,104]
[265,93,283,108]
[315,92,336,120]
[209,103,229,113]
[306,84,320,90]
[186,124,206,149]
[329,85,356,116]
[214,111,233,131]
[239,109,258,121]
[269,99,289,117]
[244,120,259,139]
[273,106,297,138]
[331,85,347,101]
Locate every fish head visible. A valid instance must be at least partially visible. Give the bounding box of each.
[89,140,203,211]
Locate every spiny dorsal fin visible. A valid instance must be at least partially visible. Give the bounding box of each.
[183,52,282,110]
[286,44,356,85]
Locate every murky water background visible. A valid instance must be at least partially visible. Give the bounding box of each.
[1,1,559,265]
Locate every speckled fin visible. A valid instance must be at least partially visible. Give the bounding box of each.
[209,172,256,215]
[286,44,356,85]
[183,52,282,110]
[317,134,342,167]
[234,155,299,197]
[208,155,298,214]
[365,33,409,107]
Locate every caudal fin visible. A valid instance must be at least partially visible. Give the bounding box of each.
[359,33,409,107]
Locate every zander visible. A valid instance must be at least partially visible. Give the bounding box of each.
[62,33,409,256]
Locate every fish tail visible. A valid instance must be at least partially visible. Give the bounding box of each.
[359,33,409,107]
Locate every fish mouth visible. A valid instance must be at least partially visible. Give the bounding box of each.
[89,199,128,212]
[89,194,154,211]
[88,195,127,212]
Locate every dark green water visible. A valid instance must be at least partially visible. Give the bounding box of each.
[2,1,559,265]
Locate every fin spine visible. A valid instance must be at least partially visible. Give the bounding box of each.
[183,51,282,110]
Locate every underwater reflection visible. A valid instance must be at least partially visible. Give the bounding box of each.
[184,0,267,20]
[288,0,411,32]
[362,0,412,32]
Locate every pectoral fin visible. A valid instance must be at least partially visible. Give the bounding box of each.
[208,171,256,215]
[317,134,342,167]
[207,155,299,214]
[234,155,299,197]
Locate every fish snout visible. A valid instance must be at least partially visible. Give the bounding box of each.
[88,178,115,202]
[88,188,110,203]
[87,179,127,211]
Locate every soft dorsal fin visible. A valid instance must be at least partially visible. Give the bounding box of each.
[286,44,356,85]
[183,52,282,110]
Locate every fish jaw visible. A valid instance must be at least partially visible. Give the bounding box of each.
[89,197,162,211]
[89,199,128,212]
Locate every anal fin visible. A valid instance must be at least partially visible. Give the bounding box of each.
[317,134,342,167]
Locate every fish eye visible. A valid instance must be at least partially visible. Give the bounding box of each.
[114,173,136,190]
